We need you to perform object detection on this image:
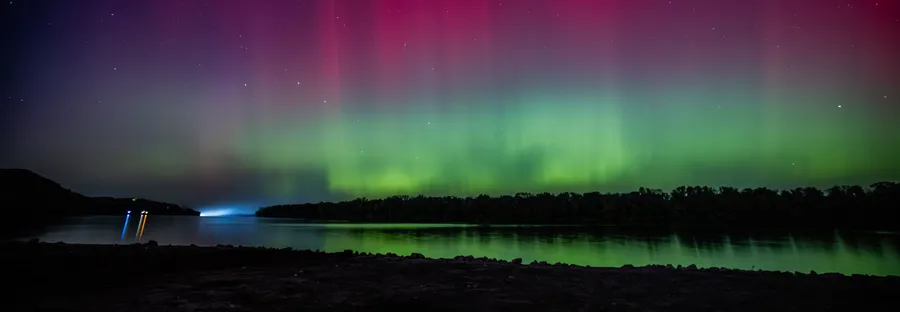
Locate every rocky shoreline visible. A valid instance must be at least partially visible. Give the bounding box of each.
[5,241,899,311]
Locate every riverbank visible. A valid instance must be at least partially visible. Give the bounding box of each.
[5,242,898,311]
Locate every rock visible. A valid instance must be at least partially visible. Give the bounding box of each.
[511,258,523,264]
[809,270,817,276]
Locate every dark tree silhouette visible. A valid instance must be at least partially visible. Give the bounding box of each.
[1,168,200,236]
[257,182,900,231]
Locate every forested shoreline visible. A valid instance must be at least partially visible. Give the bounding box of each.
[257,182,900,230]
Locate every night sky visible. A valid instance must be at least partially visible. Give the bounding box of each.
[2,0,899,213]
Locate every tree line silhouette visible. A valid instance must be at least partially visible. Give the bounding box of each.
[256,182,900,231]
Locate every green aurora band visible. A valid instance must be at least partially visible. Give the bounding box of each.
[234,86,898,200]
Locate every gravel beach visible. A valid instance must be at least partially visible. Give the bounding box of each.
[5,242,898,311]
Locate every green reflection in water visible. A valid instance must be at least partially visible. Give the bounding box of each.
[319,227,900,276]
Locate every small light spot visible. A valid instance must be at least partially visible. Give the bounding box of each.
[113,67,117,71]
[837,105,842,108]
[323,100,327,103]
[296,81,300,85]
[244,83,247,86]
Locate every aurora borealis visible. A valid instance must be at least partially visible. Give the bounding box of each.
[2,0,899,212]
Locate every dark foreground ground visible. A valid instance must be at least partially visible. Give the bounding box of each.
[4,242,899,312]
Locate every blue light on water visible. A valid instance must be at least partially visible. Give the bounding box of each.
[199,208,236,217]
[198,204,257,217]
[120,213,130,241]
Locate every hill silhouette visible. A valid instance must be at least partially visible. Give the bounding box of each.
[0,168,199,236]
[257,183,900,231]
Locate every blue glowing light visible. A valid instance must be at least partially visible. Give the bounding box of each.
[126,210,131,214]
[120,213,130,241]
[198,203,258,217]
[199,208,236,217]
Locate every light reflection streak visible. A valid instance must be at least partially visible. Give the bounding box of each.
[120,212,131,241]
[139,213,148,241]
[134,212,145,241]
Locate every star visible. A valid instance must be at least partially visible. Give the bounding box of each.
[296,81,300,85]
[113,67,117,71]
[837,105,842,108]
[243,83,247,87]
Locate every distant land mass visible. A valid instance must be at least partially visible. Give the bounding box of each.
[0,168,199,236]
[256,183,900,231]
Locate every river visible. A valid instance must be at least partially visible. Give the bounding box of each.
[20,215,900,276]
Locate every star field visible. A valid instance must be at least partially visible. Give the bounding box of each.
[1,0,898,212]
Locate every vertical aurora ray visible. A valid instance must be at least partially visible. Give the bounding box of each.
[2,0,898,209]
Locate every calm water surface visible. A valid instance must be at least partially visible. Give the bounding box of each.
[23,216,900,276]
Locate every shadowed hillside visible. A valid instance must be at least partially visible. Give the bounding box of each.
[257,183,900,231]
[0,168,199,236]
